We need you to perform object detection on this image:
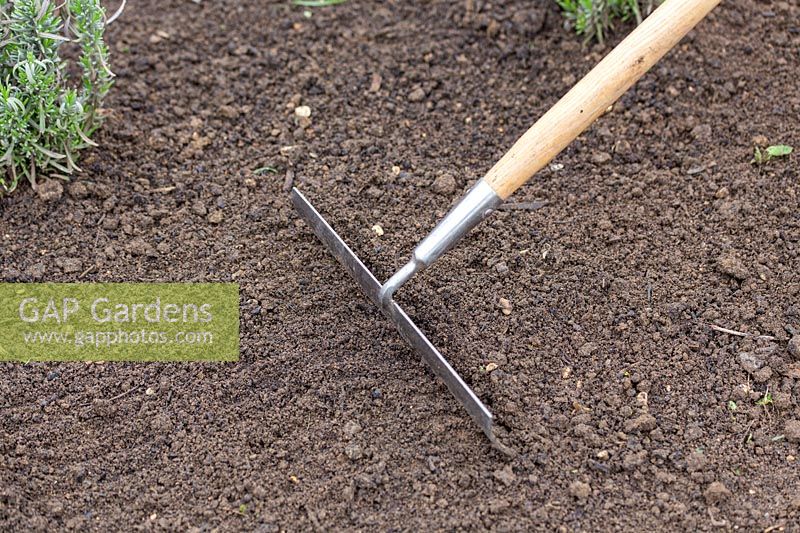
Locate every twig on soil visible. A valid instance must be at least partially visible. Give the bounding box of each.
[705,323,775,341]
[147,186,176,194]
[79,264,95,279]
[106,385,140,402]
[80,385,139,408]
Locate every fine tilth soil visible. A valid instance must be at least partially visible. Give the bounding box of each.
[2,0,800,530]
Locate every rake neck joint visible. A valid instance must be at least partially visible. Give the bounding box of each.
[379,179,501,305]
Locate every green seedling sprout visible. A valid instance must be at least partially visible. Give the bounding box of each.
[253,166,279,175]
[752,144,793,165]
[755,391,773,406]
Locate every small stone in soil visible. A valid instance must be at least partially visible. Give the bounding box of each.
[294,105,311,118]
[498,298,512,315]
[208,210,224,224]
[636,391,648,406]
[370,388,382,399]
[704,481,731,505]
[368,73,382,93]
[569,480,591,499]
[371,224,384,236]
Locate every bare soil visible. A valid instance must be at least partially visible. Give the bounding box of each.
[2,0,799,530]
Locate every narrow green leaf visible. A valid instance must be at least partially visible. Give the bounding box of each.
[292,0,347,6]
[76,127,99,147]
[33,143,66,159]
[253,166,279,175]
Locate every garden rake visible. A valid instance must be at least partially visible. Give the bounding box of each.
[292,0,720,445]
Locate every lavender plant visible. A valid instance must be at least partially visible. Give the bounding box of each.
[556,0,660,45]
[0,0,114,194]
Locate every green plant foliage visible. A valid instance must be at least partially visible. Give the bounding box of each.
[0,0,114,194]
[556,0,659,44]
[752,144,793,165]
[755,392,773,406]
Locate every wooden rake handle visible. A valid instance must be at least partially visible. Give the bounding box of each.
[483,0,721,199]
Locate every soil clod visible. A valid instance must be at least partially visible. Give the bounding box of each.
[717,253,750,281]
[569,481,592,500]
[738,352,764,374]
[624,414,657,433]
[785,420,800,443]
[493,465,516,487]
[36,179,64,202]
[788,336,800,360]
[431,173,457,196]
[704,482,732,506]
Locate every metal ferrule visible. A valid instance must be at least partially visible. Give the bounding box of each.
[379,179,501,304]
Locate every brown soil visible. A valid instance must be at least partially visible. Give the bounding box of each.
[2,0,799,530]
